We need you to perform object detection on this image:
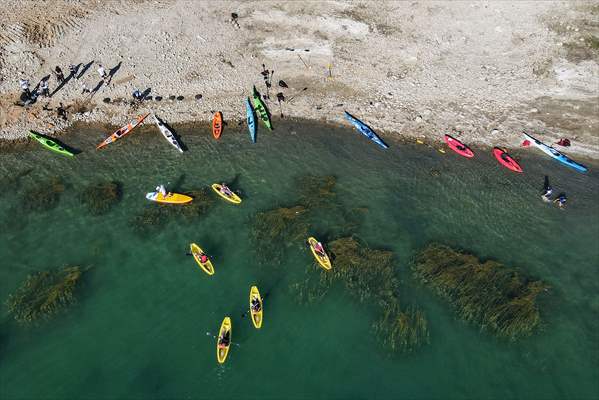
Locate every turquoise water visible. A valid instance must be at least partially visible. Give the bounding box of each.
[1,120,598,399]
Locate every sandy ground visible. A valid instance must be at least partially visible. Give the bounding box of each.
[0,0,598,158]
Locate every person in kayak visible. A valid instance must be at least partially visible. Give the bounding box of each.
[313,241,326,258]
[220,183,232,196]
[251,296,261,312]
[218,330,230,348]
[554,193,567,209]
[156,185,167,198]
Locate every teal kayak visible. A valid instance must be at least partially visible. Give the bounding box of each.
[29,131,74,157]
[523,132,587,173]
[246,98,257,143]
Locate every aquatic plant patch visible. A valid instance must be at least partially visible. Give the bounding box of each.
[412,244,548,340]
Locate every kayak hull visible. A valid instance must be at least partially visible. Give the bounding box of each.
[190,243,214,275]
[246,98,257,143]
[308,237,332,270]
[145,191,193,204]
[344,111,388,149]
[29,131,74,157]
[444,134,474,158]
[522,132,588,173]
[211,184,242,204]
[154,114,183,153]
[97,113,149,149]
[249,286,263,329]
[252,86,272,130]
[213,112,223,139]
[217,317,232,364]
[493,147,523,173]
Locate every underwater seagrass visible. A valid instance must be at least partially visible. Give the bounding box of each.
[290,237,429,353]
[295,175,337,209]
[22,176,65,212]
[6,266,88,323]
[412,243,548,340]
[79,181,122,215]
[250,205,309,264]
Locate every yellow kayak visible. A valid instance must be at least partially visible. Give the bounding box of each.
[249,286,263,329]
[217,317,232,364]
[308,237,332,270]
[211,184,242,204]
[190,243,214,275]
[145,191,193,204]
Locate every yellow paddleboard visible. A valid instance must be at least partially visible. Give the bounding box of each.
[211,184,242,204]
[217,317,232,364]
[146,191,193,204]
[308,237,332,270]
[190,243,214,275]
[249,286,263,329]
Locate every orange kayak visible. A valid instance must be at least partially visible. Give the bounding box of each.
[97,113,150,149]
[212,112,223,139]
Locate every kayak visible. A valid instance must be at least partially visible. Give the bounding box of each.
[97,113,149,149]
[252,86,272,130]
[344,111,388,149]
[249,286,263,329]
[308,237,332,270]
[246,98,257,143]
[217,317,232,364]
[153,114,183,153]
[29,131,74,157]
[211,184,242,204]
[444,134,474,158]
[190,243,214,275]
[522,132,588,173]
[145,191,193,204]
[213,111,223,139]
[493,147,523,173]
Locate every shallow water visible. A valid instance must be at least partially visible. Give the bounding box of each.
[1,120,598,399]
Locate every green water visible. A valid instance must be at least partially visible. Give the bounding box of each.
[1,120,598,399]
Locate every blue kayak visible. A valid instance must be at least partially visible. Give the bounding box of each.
[246,97,257,143]
[344,111,388,149]
[523,132,587,173]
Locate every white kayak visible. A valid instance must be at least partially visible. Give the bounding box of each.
[522,132,587,173]
[154,114,183,153]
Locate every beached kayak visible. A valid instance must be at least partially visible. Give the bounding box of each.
[190,243,214,275]
[145,191,193,204]
[493,147,523,173]
[213,111,223,139]
[344,111,388,149]
[444,134,474,158]
[246,98,257,143]
[308,237,332,270]
[29,131,74,157]
[249,286,263,329]
[153,114,183,153]
[523,132,588,173]
[252,86,272,130]
[217,317,232,364]
[211,184,242,204]
[97,113,149,149]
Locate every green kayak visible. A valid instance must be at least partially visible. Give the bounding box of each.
[252,86,272,130]
[29,131,74,157]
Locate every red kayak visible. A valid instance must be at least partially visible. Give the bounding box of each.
[493,147,523,173]
[444,134,474,158]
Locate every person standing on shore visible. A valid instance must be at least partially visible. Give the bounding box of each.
[69,64,79,80]
[56,102,68,121]
[19,76,31,99]
[81,82,91,94]
[39,79,50,97]
[97,64,108,83]
[54,66,64,84]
